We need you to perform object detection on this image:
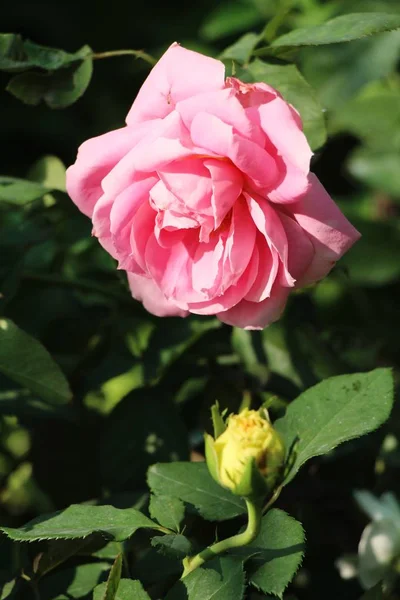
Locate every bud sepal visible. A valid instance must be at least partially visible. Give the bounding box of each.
[205,404,285,501]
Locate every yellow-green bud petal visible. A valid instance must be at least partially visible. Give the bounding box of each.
[206,408,285,499]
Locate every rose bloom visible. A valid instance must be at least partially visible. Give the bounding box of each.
[67,43,360,329]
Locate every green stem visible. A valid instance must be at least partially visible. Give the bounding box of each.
[262,0,292,43]
[92,49,156,66]
[181,498,262,578]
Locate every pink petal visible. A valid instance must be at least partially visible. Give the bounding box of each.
[145,233,197,301]
[129,202,157,272]
[217,278,290,330]
[221,196,256,290]
[278,211,315,282]
[192,234,227,297]
[101,112,192,194]
[204,159,243,229]
[127,272,189,318]
[187,245,260,315]
[158,158,212,213]
[245,193,295,287]
[66,125,149,217]
[126,43,225,125]
[255,98,312,204]
[177,88,264,147]
[244,234,279,302]
[190,113,279,191]
[289,174,361,284]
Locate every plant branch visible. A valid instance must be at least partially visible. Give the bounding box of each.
[92,49,156,66]
[181,498,262,578]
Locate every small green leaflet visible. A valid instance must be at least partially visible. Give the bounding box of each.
[147,462,246,521]
[0,319,72,405]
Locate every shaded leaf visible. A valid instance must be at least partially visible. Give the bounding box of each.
[7,57,93,108]
[359,583,384,599]
[39,562,109,600]
[0,504,158,542]
[330,86,400,151]
[276,369,394,484]
[0,319,72,405]
[93,579,150,600]
[220,33,261,64]
[347,148,400,197]
[147,462,246,521]
[151,534,192,559]
[340,219,400,286]
[33,538,93,578]
[98,554,122,600]
[166,556,245,600]
[271,13,400,48]
[247,509,305,598]
[0,177,50,205]
[200,2,263,41]
[149,494,185,532]
[99,390,189,491]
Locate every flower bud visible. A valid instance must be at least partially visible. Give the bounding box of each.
[205,406,285,500]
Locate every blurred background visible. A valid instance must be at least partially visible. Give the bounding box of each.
[1,0,400,598]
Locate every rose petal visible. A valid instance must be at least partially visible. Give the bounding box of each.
[244,234,279,302]
[217,277,290,330]
[245,193,295,287]
[278,211,315,282]
[190,113,279,191]
[289,174,361,285]
[66,124,151,217]
[204,159,243,229]
[177,88,264,146]
[127,272,189,317]
[126,42,225,125]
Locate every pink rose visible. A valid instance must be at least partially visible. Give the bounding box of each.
[66,43,360,329]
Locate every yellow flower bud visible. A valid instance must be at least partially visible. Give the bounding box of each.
[205,407,285,499]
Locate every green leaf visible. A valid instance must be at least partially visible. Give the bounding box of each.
[147,462,246,521]
[143,317,220,383]
[99,390,189,491]
[149,494,185,532]
[220,33,261,64]
[0,177,50,205]
[200,2,263,41]
[151,533,192,559]
[331,86,400,151]
[276,369,394,484]
[39,562,110,600]
[28,155,67,192]
[97,553,122,600]
[0,319,72,405]
[245,59,326,150]
[302,31,400,110]
[7,57,93,108]
[347,148,400,197]
[270,13,400,48]
[0,34,30,71]
[0,35,91,72]
[340,218,400,286]
[0,504,159,542]
[165,556,245,600]
[247,509,305,598]
[359,583,383,599]
[93,580,150,600]
[22,40,91,70]
[33,538,93,578]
